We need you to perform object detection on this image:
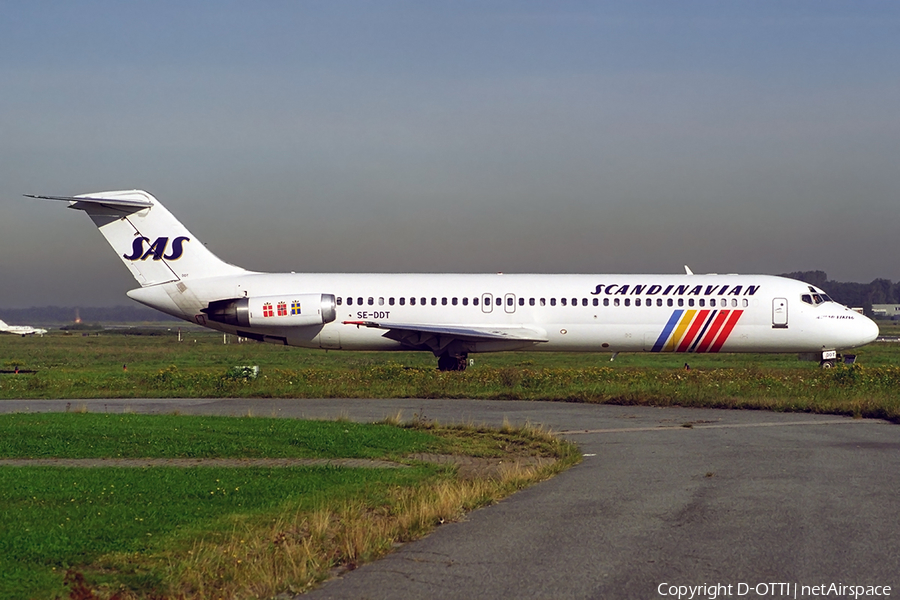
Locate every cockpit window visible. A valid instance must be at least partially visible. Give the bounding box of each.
[801,293,832,306]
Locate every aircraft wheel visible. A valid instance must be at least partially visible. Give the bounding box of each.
[437,353,468,372]
[820,359,836,369]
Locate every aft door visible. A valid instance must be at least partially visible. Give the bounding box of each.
[482,293,493,313]
[773,298,788,328]
[504,293,516,314]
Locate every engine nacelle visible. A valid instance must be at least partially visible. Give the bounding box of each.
[203,294,336,328]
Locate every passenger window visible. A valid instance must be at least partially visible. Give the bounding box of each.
[540,298,546,306]
[473,297,479,306]
[603,298,609,306]
[732,298,738,307]
[743,299,749,307]
[678,299,684,307]
[496,297,502,306]
[593,298,599,306]
[636,298,642,307]
[410,297,416,306]
[699,299,705,307]
[431,298,437,306]
[379,297,384,306]
[452,297,458,306]
[399,297,405,306]
[529,298,535,306]
[357,297,363,306]
[667,299,673,307]
[441,297,447,305]
[688,299,694,307]
[550,298,557,306]
[462,297,468,306]
[507,297,514,306]
[337,297,342,306]
[389,297,394,306]
[368,297,374,306]
[582,298,588,306]
[519,297,525,306]
[421,297,426,305]
[561,298,567,306]
[614,298,620,306]
[625,298,631,307]
[657,299,663,306]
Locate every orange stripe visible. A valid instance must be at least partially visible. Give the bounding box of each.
[664,310,696,352]
[677,310,710,352]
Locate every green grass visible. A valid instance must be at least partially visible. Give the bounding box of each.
[0,413,577,599]
[0,465,434,599]
[0,413,445,459]
[2,329,900,424]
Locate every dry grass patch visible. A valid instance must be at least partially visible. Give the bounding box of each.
[87,422,579,599]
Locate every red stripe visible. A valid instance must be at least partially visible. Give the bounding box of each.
[709,310,743,353]
[695,311,730,353]
[677,310,710,352]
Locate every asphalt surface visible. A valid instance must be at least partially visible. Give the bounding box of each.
[2,398,898,599]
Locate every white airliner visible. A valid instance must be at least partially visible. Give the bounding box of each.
[28,190,878,369]
[0,320,47,337]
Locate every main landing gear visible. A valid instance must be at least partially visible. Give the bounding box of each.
[437,353,468,372]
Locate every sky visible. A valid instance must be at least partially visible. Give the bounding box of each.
[1,1,898,308]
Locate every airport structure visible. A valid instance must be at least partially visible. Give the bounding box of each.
[871,304,900,320]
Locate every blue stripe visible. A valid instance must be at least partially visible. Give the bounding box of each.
[651,310,684,352]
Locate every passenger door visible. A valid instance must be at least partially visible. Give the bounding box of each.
[504,293,516,314]
[482,293,493,313]
[772,298,788,328]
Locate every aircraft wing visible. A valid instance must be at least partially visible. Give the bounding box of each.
[342,320,549,353]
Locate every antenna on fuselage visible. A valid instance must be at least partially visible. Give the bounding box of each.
[684,265,694,275]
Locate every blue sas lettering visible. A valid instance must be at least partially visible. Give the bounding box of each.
[123,236,190,261]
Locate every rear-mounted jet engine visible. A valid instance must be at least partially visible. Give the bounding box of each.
[203,294,336,327]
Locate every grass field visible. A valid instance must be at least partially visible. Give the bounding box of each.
[0,413,578,599]
[0,325,897,597]
[1,325,899,422]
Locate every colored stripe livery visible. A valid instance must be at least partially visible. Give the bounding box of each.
[651,310,743,353]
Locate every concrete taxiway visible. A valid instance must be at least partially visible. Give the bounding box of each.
[2,398,898,599]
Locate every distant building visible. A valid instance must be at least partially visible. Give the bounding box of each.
[871,304,900,320]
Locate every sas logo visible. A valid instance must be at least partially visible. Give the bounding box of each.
[123,236,190,261]
[651,309,743,353]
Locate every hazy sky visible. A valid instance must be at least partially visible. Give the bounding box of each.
[2,1,898,307]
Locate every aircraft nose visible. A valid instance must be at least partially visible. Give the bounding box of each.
[859,315,880,346]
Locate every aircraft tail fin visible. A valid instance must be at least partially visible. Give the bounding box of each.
[27,190,247,287]
[0,320,7,330]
